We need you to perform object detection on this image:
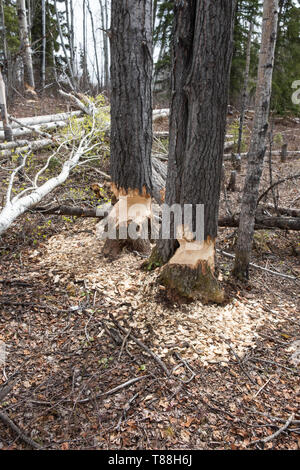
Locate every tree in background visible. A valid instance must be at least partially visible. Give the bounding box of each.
[30,0,61,88]
[17,0,35,93]
[153,1,173,94]
[230,0,260,106]
[233,0,279,280]
[272,0,300,115]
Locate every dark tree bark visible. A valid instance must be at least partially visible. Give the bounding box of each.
[151,0,236,302]
[110,0,153,195]
[233,0,279,280]
[99,0,153,257]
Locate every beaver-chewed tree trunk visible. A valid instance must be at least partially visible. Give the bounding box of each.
[154,0,236,303]
[98,0,153,258]
[233,0,279,280]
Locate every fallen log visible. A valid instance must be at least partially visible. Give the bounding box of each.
[59,90,98,116]
[0,120,80,140]
[32,204,101,218]
[0,139,37,150]
[260,204,300,218]
[0,110,82,130]
[223,151,300,160]
[218,215,300,231]
[0,138,54,158]
[30,205,300,231]
[152,108,169,121]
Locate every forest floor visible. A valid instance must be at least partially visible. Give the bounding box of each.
[0,94,299,450]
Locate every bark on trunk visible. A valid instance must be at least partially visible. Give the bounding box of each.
[98,0,153,258]
[54,0,76,90]
[17,0,35,93]
[237,20,254,156]
[99,0,109,89]
[41,0,46,90]
[233,0,279,280]
[87,0,101,93]
[153,0,236,302]
[0,68,13,142]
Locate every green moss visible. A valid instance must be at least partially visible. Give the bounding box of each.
[141,246,165,271]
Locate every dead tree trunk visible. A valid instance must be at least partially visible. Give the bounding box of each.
[233,0,279,280]
[97,0,153,257]
[153,0,236,302]
[17,0,35,94]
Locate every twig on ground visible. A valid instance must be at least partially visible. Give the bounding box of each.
[246,357,296,373]
[222,337,256,385]
[217,249,297,280]
[248,413,295,446]
[253,376,273,398]
[31,375,148,406]
[118,328,131,361]
[108,313,170,376]
[0,411,42,450]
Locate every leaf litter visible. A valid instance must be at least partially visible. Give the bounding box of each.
[39,220,284,367]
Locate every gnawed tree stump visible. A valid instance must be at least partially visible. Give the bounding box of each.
[97,185,152,258]
[159,234,224,303]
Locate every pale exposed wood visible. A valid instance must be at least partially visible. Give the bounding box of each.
[168,237,215,270]
[96,188,152,240]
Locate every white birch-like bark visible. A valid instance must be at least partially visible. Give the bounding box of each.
[0,119,84,140]
[99,0,109,89]
[53,0,76,90]
[41,0,46,89]
[237,20,254,156]
[17,0,35,91]
[0,68,13,141]
[87,0,101,92]
[0,110,82,129]
[0,121,98,235]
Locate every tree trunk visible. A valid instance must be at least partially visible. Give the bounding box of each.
[41,0,46,90]
[17,0,35,94]
[237,19,254,156]
[98,0,153,257]
[155,0,236,302]
[99,0,109,89]
[233,0,279,280]
[87,0,101,93]
[54,0,76,91]
[0,68,13,142]
[0,0,8,62]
